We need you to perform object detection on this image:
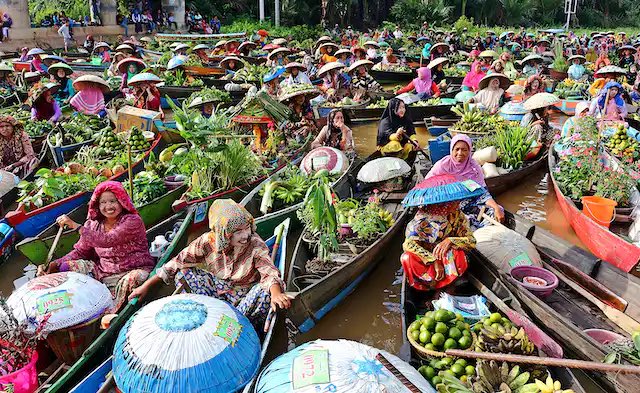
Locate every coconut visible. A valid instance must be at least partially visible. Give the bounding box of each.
[67,162,85,174]
[100,168,113,178]
[86,166,99,176]
[112,165,126,175]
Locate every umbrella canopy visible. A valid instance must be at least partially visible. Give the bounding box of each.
[357,157,412,183]
[48,62,73,76]
[301,147,349,175]
[73,75,110,93]
[278,83,319,102]
[219,56,243,70]
[523,92,560,111]
[285,62,307,72]
[595,65,627,76]
[272,38,287,46]
[267,47,290,60]
[27,48,44,56]
[113,294,261,393]
[128,72,162,86]
[117,57,147,74]
[255,340,433,393]
[402,174,485,207]
[317,61,345,78]
[8,272,113,334]
[347,59,373,75]
[478,73,511,90]
[428,57,449,69]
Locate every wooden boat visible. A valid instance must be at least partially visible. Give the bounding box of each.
[16,185,187,265]
[469,210,640,392]
[285,155,424,332]
[155,32,247,43]
[548,145,640,272]
[485,146,549,196]
[240,157,359,239]
[344,103,454,123]
[314,100,370,119]
[401,264,587,392]
[158,85,201,99]
[554,98,587,116]
[370,68,416,83]
[60,213,291,393]
[6,136,164,239]
[184,65,225,76]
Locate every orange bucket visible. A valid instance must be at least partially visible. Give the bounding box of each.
[582,196,617,228]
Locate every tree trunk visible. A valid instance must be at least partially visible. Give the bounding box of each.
[461,0,467,16]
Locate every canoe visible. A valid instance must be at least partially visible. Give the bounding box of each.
[6,136,164,239]
[469,210,640,392]
[285,154,423,332]
[370,68,416,83]
[184,65,225,76]
[42,210,192,393]
[344,103,454,123]
[553,98,587,116]
[315,100,370,119]
[240,157,360,240]
[485,146,549,196]
[63,214,291,393]
[158,85,202,99]
[401,262,587,392]
[548,145,640,272]
[155,32,247,43]
[16,185,187,265]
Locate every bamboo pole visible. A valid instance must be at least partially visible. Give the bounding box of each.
[127,141,134,203]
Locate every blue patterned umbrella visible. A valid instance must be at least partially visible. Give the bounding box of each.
[255,339,434,392]
[113,294,261,393]
[402,174,485,207]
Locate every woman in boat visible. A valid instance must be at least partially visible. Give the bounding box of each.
[426,134,504,228]
[261,67,285,99]
[489,60,505,74]
[42,181,155,312]
[521,55,543,77]
[0,62,15,95]
[70,75,108,117]
[401,177,477,291]
[192,44,211,65]
[280,84,318,143]
[312,108,355,155]
[618,46,636,69]
[461,60,485,92]
[117,57,146,93]
[469,74,509,114]
[18,47,28,62]
[381,47,399,70]
[430,43,449,61]
[107,52,126,77]
[335,49,352,67]
[165,55,197,86]
[317,62,349,102]
[395,67,440,99]
[589,81,627,121]
[281,62,312,87]
[129,199,291,328]
[352,47,367,61]
[377,97,418,160]
[28,48,47,73]
[48,63,75,106]
[365,42,379,60]
[220,56,243,76]
[594,50,611,71]
[266,48,290,67]
[225,40,240,56]
[521,92,556,144]
[29,82,62,123]
[500,51,518,80]
[319,43,338,65]
[523,74,545,100]
[0,115,37,177]
[567,55,587,80]
[93,42,111,64]
[428,57,448,86]
[348,60,382,97]
[129,73,163,114]
[560,101,590,138]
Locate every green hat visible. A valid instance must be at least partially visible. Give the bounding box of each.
[48,62,73,76]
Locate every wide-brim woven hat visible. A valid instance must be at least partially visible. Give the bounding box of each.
[595,65,627,76]
[364,41,380,48]
[478,73,511,90]
[278,83,319,102]
[267,47,290,60]
[479,50,498,59]
[48,62,73,76]
[428,57,449,69]
[127,72,162,86]
[318,42,339,55]
[220,56,244,70]
[402,174,485,207]
[72,75,110,93]
[431,43,449,53]
[317,61,346,78]
[117,57,147,73]
[285,61,307,72]
[520,54,543,65]
[272,38,287,46]
[523,92,560,111]
[27,48,44,56]
[568,55,586,64]
[347,59,373,75]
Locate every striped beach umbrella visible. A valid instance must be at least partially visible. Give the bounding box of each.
[113,294,261,393]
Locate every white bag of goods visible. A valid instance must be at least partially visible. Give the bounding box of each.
[357,157,411,183]
[472,146,498,165]
[255,339,434,393]
[482,162,500,178]
[300,147,349,175]
[474,225,542,272]
[497,167,509,175]
[8,272,113,334]
[113,294,261,393]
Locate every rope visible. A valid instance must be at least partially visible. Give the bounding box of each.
[375,353,422,393]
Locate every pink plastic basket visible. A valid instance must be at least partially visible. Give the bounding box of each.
[510,265,558,299]
[0,351,38,393]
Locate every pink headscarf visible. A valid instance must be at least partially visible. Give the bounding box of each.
[462,61,486,91]
[70,87,105,115]
[413,67,433,95]
[426,134,486,187]
[87,181,138,220]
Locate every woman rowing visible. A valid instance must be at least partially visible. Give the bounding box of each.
[377,97,418,160]
[129,199,291,328]
[40,181,155,312]
[0,115,37,177]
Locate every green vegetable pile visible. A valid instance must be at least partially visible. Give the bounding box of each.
[366,97,389,109]
[49,114,111,146]
[232,64,269,82]
[372,63,412,73]
[554,79,589,99]
[128,171,167,207]
[17,168,106,211]
[493,124,534,170]
[106,77,121,91]
[25,120,53,138]
[336,198,394,242]
[163,69,204,87]
[186,86,231,106]
[259,165,311,214]
[97,128,124,156]
[444,66,467,77]
[451,102,507,135]
[128,127,152,151]
[414,97,442,106]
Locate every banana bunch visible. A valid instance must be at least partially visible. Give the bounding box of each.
[451,102,499,135]
[378,208,394,227]
[476,325,536,355]
[436,361,538,393]
[531,376,575,393]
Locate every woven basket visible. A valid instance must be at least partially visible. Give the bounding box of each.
[46,315,102,364]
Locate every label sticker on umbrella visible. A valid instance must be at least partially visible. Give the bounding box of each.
[460,179,481,192]
[36,290,72,314]
[214,314,242,346]
[292,349,330,389]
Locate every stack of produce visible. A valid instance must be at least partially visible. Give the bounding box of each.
[605,124,638,161]
[335,198,394,242]
[232,64,269,82]
[128,171,167,206]
[451,103,507,135]
[371,63,412,72]
[473,313,535,355]
[97,128,124,156]
[186,86,231,106]
[49,114,110,146]
[25,120,53,138]
[163,69,204,87]
[444,66,467,77]
[554,79,589,99]
[321,96,359,108]
[127,126,152,152]
[259,165,311,213]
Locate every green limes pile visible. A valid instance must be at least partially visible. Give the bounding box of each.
[128,126,152,151]
[408,309,474,353]
[418,357,476,387]
[97,128,124,156]
[473,312,514,334]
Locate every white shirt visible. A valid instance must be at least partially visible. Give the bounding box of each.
[367,48,377,59]
[394,30,403,39]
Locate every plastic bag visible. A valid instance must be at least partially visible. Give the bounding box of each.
[433,293,491,323]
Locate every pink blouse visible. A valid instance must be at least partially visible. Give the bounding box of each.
[55,214,154,280]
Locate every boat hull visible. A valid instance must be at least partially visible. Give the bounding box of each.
[485,148,549,196]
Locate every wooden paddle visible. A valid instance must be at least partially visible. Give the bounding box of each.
[263,223,286,333]
[36,225,65,276]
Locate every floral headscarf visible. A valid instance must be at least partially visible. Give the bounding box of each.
[87,181,137,220]
[0,115,26,166]
[207,199,256,254]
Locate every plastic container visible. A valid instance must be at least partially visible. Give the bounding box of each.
[429,136,450,164]
[510,266,558,298]
[583,328,626,346]
[0,351,38,393]
[582,196,617,228]
[428,126,449,137]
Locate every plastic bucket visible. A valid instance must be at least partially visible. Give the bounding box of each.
[0,351,38,393]
[581,196,617,228]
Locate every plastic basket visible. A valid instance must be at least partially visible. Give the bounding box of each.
[0,351,38,393]
[429,136,450,164]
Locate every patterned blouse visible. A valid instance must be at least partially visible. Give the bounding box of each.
[0,129,35,170]
[55,214,155,280]
[403,209,476,264]
[157,233,284,291]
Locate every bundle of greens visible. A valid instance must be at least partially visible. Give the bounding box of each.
[259,165,311,214]
[25,120,53,138]
[232,64,270,82]
[298,170,339,261]
[49,114,111,146]
[185,86,231,106]
[128,171,167,206]
[163,70,204,87]
[493,124,534,170]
